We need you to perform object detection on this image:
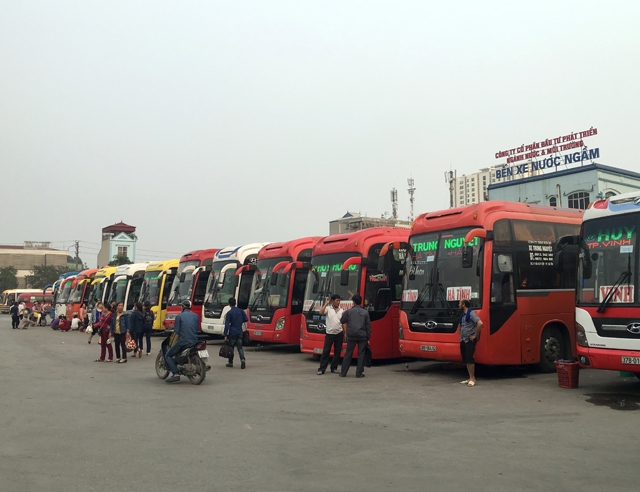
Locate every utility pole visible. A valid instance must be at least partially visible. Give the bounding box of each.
[74,240,80,270]
[390,188,398,220]
[407,177,416,221]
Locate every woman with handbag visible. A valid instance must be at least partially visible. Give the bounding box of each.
[94,304,113,362]
[129,302,145,358]
[109,302,130,363]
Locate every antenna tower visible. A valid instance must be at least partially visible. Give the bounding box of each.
[444,170,456,208]
[407,178,416,221]
[390,188,398,220]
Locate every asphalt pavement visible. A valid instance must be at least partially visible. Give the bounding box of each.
[1,316,639,492]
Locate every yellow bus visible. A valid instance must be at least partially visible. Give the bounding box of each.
[88,266,118,308]
[1,289,42,314]
[138,259,179,331]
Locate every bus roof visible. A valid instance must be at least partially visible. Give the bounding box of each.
[179,249,220,267]
[145,258,180,272]
[584,190,640,221]
[214,243,271,263]
[412,201,583,236]
[312,228,410,257]
[76,268,99,280]
[258,237,323,262]
[114,262,150,277]
[95,266,118,279]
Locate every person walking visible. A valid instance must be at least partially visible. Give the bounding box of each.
[109,302,130,363]
[317,294,345,375]
[129,302,145,358]
[164,300,199,383]
[140,301,155,356]
[10,302,20,329]
[223,298,248,369]
[339,294,371,378]
[94,304,113,362]
[458,299,483,387]
[88,302,103,344]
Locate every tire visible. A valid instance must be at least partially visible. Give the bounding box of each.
[187,355,206,385]
[538,327,566,373]
[155,351,169,379]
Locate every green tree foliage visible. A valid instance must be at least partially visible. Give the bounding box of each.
[108,254,133,266]
[0,266,18,292]
[24,265,70,289]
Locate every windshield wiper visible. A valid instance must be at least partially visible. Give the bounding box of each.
[249,280,270,311]
[437,282,455,316]
[597,268,632,313]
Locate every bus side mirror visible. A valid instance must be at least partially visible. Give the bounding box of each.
[232,276,239,290]
[377,255,385,272]
[554,249,565,272]
[462,245,473,269]
[340,270,349,286]
[312,281,319,294]
[279,273,287,287]
[179,272,186,282]
[270,273,279,286]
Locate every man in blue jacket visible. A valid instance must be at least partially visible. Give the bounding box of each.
[223,297,248,369]
[165,300,199,383]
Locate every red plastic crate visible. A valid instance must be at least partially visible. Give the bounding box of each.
[555,361,580,388]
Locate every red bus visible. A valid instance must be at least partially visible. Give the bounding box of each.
[66,268,99,320]
[164,249,219,330]
[300,228,410,360]
[18,291,54,312]
[245,237,322,344]
[398,201,582,372]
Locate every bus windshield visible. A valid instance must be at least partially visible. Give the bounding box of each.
[108,278,128,305]
[167,260,200,307]
[204,260,240,309]
[68,280,87,304]
[248,257,290,311]
[139,272,161,306]
[57,281,74,304]
[303,253,361,313]
[578,216,638,306]
[403,228,483,310]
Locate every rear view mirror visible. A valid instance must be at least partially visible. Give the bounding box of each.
[340,270,349,286]
[232,276,239,291]
[462,245,473,269]
[553,249,565,272]
[377,255,385,272]
[312,281,319,294]
[279,273,287,287]
[270,273,279,286]
[179,272,186,282]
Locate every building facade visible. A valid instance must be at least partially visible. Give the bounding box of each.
[329,212,411,235]
[0,244,69,288]
[487,164,640,209]
[449,165,542,207]
[97,222,137,267]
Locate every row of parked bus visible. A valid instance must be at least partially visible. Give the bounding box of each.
[19,193,640,378]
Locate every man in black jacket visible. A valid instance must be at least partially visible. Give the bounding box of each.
[339,294,371,378]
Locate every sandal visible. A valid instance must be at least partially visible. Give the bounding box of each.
[106,359,113,363]
[467,380,476,387]
[118,359,127,364]
[460,380,470,384]
[94,359,104,362]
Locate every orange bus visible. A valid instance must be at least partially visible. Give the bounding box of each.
[245,237,321,344]
[300,227,410,360]
[66,268,99,320]
[398,201,582,372]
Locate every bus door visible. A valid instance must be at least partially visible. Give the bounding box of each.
[488,220,518,362]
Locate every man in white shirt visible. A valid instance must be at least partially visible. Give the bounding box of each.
[317,294,345,375]
[70,314,81,331]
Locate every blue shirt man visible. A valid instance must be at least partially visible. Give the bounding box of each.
[223,298,248,369]
[165,300,200,383]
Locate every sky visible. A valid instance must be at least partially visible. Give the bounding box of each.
[1,1,638,267]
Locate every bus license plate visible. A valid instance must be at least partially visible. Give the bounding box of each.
[198,350,209,358]
[420,345,436,352]
[621,356,640,365]
[313,348,323,354]
[253,331,262,336]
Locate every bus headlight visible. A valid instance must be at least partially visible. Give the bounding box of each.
[575,322,589,347]
[275,317,285,331]
[399,321,404,340]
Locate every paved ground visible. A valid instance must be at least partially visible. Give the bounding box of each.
[1,316,639,492]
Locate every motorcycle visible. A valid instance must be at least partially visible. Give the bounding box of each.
[155,331,209,385]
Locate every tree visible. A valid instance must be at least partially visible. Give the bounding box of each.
[0,266,18,292]
[108,254,133,266]
[24,265,69,289]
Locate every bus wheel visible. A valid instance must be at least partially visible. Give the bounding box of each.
[539,327,565,373]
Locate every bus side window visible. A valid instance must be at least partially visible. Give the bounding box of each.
[491,253,515,304]
[193,272,210,305]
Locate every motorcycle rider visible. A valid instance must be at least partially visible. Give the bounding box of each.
[164,300,199,383]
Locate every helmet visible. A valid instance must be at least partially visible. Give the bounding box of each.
[181,300,192,310]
